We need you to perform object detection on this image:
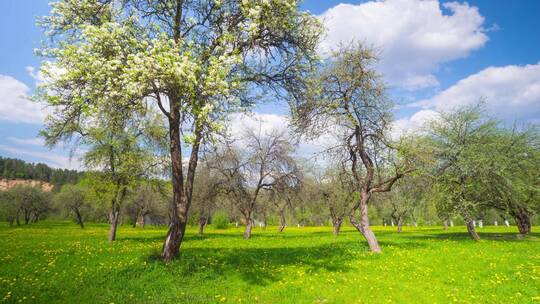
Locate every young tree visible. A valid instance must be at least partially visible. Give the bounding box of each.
[41,100,165,242]
[9,185,52,225]
[0,191,18,226]
[125,182,168,228]
[292,44,413,252]
[212,129,299,239]
[54,184,91,228]
[190,164,222,236]
[37,0,322,261]
[468,125,540,235]
[321,166,357,236]
[269,171,302,233]
[377,175,427,233]
[427,106,499,240]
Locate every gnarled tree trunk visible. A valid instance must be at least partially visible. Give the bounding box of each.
[162,110,187,261]
[75,210,84,229]
[466,220,480,241]
[161,105,202,262]
[350,194,381,253]
[511,209,531,235]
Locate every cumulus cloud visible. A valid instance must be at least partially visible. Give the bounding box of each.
[226,112,340,160]
[0,75,47,124]
[319,0,488,89]
[391,109,440,139]
[414,62,540,122]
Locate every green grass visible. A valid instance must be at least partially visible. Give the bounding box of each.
[0,222,539,303]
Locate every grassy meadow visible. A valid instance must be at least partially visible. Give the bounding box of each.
[0,222,539,304]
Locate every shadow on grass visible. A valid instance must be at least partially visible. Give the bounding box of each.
[401,231,539,242]
[143,242,363,286]
[115,227,539,287]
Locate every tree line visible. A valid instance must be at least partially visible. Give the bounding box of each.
[0,156,81,186]
[1,106,537,246]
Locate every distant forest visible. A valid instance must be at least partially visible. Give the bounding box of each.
[0,156,82,186]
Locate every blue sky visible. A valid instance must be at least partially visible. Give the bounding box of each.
[0,0,539,169]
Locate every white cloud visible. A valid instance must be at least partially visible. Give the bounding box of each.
[228,112,290,139]
[415,62,540,121]
[391,109,440,139]
[319,0,488,90]
[0,144,82,170]
[226,112,339,161]
[0,75,47,124]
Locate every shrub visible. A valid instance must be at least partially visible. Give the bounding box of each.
[212,211,229,229]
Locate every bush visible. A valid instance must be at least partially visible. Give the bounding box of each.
[212,211,229,229]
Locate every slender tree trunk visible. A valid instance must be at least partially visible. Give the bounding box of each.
[512,209,531,235]
[466,220,480,241]
[397,218,403,233]
[132,214,138,228]
[332,218,342,236]
[75,210,84,229]
[244,217,253,239]
[15,209,20,226]
[30,213,38,223]
[350,194,381,253]
[198,217,207,236]
[443,220,448,231]
[278,210,286,233]
[108,209,120,242]
[109,186,127,242]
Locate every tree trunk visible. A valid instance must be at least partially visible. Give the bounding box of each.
[332,218,342,236]
[397,218,403,233]
[162,106,188,262]
[351,194,381,253]
[108,209,120,242]
[278,210,286,233]
[244,217,253,239]
[24,209,30,224]
[512,209,531,235]
[75,210,84,229]
[108,186,127,242]
[198,217,207,236]
[443,220,448,231]
[161,98,203,261]
[466,220,480,241]
[132,214,138,228]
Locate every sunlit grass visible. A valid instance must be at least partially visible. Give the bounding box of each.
[0,222,539,303]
